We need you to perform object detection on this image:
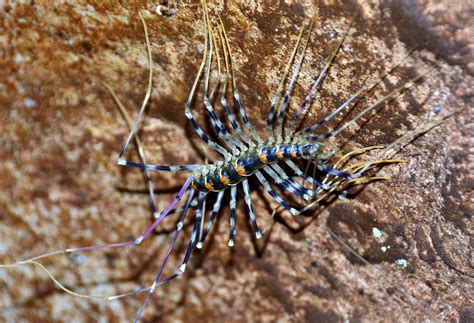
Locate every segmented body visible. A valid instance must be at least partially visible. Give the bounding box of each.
[191,143,314,192]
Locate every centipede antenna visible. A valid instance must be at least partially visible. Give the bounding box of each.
[299,47,416,137]
[384,112,452,153]
[353,110,451,177]
[217,22,253,148]
[266,15,307,141]
[134,188,197,323]
[275,13,316,143]
[219,15,263,144]
[286,13,357,142]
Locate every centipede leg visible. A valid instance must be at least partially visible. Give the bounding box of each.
[103,81,162,218]
[217,24,253,147]
[299,50,416,137]
[274,15,315,142]
[242,179,262,239]
[263,166,313,201]
[220,16,263,144]
[286,15,355,140]
[201,5,243,154]
[284,159,330,190]
[5,176,193,276]
[228,186,237,247]
[197,190,225,249]
[255,171,299,216]
[133,189,199,323]
[183,1,230,158]
[270,163,315,196]
[265,15,306,140]
[113,12,203,172]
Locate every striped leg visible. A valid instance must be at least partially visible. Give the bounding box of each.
[274,16,316,143]
[242,179,262,239]
[317,162,352,179]
[284,159,330,190]
[103,81,160,218]
[217,25,253,148]
[115,13,202,172]
[219,17,263,144]
[255,171,299,216]
[302,71,429,142]
[196,190,225,249]
[299,50,415,138]
[270,163,315,196]
[228,186,237,247]
[182,5,230,158]
[202,8,245,155]
[133,189,201,323]
[263,166,313,201]
[285,15,355,141]
[265,18,306,140]
[8,175,194,289]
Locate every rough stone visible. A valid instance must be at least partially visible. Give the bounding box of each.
[0,1,472,322]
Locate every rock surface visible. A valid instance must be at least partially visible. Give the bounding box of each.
[0,0,472,322]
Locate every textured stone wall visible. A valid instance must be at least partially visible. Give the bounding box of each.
[0,0,472,322]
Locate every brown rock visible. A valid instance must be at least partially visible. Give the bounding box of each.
[0,1,471,322]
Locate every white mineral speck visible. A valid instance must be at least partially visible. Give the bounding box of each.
[23,97,37,108]
[395,259,408,268]
[372,227,382,239]
[14,53,26,63]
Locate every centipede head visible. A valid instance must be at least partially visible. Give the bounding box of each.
[300,141,338,161]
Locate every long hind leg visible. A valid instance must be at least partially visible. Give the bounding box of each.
[133,190,204,323]
[103,82,160,219]
[115,12,201,172]
[0,177,194,278]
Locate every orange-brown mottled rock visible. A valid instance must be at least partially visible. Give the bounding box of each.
[0,1,472,322]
